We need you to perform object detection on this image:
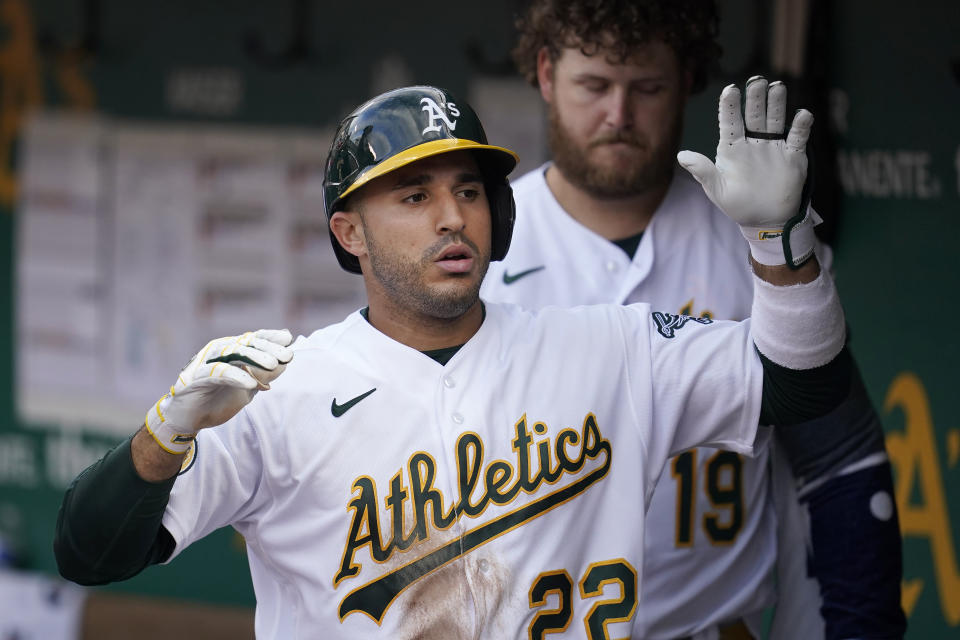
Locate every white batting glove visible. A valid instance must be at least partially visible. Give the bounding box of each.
[144,329,294,454]
[677,76,821,268]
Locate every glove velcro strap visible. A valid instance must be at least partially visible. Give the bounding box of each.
[741,207,822,267]
[741,124,818,269]
[144,394,196,455]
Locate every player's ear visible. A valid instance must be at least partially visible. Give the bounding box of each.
[536,47,555,103]
[330,210,367,260]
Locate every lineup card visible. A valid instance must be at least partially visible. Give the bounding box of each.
[16,113,111,429]
[16,112,363,434]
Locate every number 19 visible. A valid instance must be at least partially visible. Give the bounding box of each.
[671,450,744,546]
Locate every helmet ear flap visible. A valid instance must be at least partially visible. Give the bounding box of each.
[487,179,515,262]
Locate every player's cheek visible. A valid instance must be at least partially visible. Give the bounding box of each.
[471,202,493,250]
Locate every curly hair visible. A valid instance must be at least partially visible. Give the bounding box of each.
[513,0,721,94]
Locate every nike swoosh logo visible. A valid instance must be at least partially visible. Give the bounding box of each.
[331,388,377,417]
[502,265,545,285]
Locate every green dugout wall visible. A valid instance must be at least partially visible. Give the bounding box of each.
[0,1,956,636]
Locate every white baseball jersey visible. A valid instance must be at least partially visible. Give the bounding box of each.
[482,165,788,639]
[161,301,764,639]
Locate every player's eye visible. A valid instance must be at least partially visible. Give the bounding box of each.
[457,187,481,200]
[582,80,608,94]
[633,84,664,96]
[402,192,427,204]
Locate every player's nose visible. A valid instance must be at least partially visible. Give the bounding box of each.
[434,192,467,234]
[603,86,633,129]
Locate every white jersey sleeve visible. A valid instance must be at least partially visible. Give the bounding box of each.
[638,311,763,487]
[161,405,267,561]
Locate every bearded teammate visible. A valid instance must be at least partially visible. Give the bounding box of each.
[56,81,853,639]
[481,2,905,639]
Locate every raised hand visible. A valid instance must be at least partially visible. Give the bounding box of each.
[144,329,294,454]
[677,76,819,268]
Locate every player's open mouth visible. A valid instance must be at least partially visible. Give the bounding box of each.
[435,244,474,274]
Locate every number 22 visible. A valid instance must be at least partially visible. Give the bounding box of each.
[528,559,637,639]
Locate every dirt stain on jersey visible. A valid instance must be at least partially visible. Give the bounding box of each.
[395,551,510,640]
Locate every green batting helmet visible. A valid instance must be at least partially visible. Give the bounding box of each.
[323,86,519,274]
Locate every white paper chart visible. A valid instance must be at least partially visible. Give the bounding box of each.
[16,113,362,434]
[16,113,111,429]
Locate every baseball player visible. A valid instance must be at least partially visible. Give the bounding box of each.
[56,82,852,639]
[482,2,905,639]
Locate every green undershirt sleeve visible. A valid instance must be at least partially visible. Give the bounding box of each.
[759,345,853,426]
[54,436,177,585]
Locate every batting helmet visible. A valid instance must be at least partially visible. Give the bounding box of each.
[323,86,518,274]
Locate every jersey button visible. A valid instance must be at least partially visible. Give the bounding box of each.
[478,558,489,573]
[451,412,464,425]
[443,376,456,389]
[605,260,618,273]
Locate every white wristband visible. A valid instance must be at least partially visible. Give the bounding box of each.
[750,269,846,370]
[144,391,197,455]
[741,207,823,267]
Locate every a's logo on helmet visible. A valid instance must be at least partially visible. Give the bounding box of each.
[420,97,460,135]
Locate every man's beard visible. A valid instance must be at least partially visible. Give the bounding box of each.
[547,104,682,199]
[364,227,490,320]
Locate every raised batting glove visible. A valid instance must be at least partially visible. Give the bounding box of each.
[144,329,294,454]
[677,76,821,268]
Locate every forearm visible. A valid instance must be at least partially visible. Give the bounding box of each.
[54,435,177,585]
[751,254,850,422]
[750,254,820,286]
[133,425,188,482]
[751,259,845,374]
